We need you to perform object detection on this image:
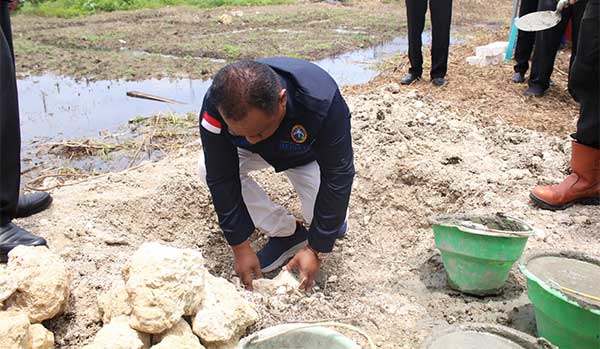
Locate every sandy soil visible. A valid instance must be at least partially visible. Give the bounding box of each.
[14,78,598,347]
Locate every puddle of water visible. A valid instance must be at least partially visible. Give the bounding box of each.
[18,76,211,143]
[314,35,412,86]
[314,32,461,86]
[17,32,461,178]
[332,28,367,35]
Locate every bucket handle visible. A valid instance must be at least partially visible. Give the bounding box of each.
[241,322,376,349]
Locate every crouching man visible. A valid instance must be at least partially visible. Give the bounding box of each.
[198,58,354,291]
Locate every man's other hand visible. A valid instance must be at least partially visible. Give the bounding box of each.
[231,241,262,291]
[285,246,321,292]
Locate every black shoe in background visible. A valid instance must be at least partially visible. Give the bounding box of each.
[431,77,447,87]
[14,192,53,219]
[400,73,420,85]
[0,223,47,263]
[512,72,526,83]
[524,84,546,97]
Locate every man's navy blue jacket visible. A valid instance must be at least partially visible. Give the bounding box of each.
[199,57,354,253]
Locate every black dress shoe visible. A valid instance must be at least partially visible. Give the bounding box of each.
[400,73,420,85]
[14,192,53,219]
[431,77,447,87]
[524,85,546,97]
[0,223,47,263]
[512,72,526,83]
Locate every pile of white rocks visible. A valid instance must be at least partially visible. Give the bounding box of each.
[0,246,71,349]
[87,242,259,349]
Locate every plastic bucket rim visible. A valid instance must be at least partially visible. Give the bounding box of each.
[239,323,362,349]
[519,250,600,315]
[427,213,533,238]
[422,322,557,349]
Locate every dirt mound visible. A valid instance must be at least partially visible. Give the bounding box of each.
[14,83,598,348]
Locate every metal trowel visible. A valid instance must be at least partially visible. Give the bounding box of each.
[515,0,568,32]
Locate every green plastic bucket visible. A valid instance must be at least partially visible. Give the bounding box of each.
[424,323,557,349]
[240,323,369,349]
[520,252,600,349]
[429,214,533,296]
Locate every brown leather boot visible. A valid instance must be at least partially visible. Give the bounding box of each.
[530,141,600,210]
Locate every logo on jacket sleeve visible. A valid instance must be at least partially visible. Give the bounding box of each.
[201,111,222,134]
[291,125,307,144]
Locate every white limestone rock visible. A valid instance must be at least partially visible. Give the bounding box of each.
[29,324,54,349]
[0,264,17,302]
[0,311,31,349]
[193,274,259,346]
[253,270,300,295]
[97,280,132,324]
[5,246,70,323]
[151,319,205,349]
[218,14,233,25]
[122,242,206,333]
[82,316,150,349]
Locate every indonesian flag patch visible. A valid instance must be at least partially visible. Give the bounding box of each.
[201,111,222,134]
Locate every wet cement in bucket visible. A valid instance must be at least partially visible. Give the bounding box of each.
[429,213,531,233]
[428,331,525,349]
[526,256,600,308]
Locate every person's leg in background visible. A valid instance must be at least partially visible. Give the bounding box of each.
[429,0,452,86]
[0,2,19,227]
[401,0,428,85]
[526,0,570,96]
[1,2,48,263]
[571,0,599,150]
[530,0,599,210]
[513,0,540,83]
[566,0,587,96]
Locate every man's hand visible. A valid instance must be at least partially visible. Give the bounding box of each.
[285,246,321,292]
[557,0,577,11]
[231,241,262,291]
[8,0,19,12]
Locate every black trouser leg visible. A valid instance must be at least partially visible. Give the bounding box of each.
[566,0,586,96]
[514,0,539,74]
[429,0,452,79]
[406,0,428,77]
[528,0,570,91]
[569,0,599,149]
[529,0,589,91]
[0,2,20,226]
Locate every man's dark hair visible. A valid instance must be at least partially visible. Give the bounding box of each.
[210,60,282,121]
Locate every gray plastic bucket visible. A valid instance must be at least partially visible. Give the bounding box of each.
[424,323,557,349]
[240,323,364,349]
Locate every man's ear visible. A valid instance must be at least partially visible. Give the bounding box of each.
[279,89,287,108]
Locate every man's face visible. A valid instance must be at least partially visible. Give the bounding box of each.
[221,89,287,145]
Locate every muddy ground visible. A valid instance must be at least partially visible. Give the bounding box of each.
[11,0,598,347]
[12,0,511,80]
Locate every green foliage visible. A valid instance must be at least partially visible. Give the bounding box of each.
[19,0,293,18]
[222,44,241,60]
